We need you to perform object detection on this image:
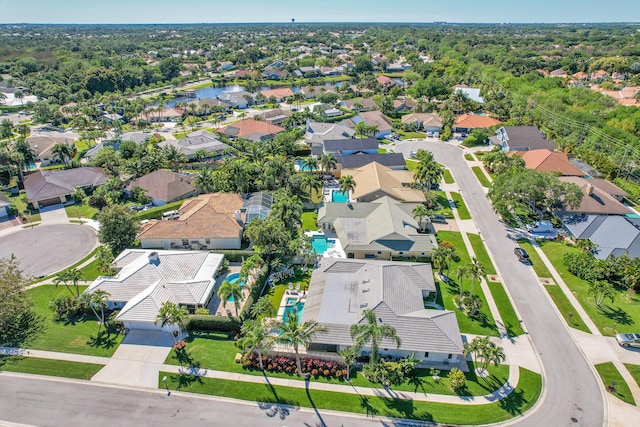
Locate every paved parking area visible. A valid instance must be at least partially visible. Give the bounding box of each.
[0,223,97,277]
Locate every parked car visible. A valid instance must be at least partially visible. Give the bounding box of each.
[430,214,447,223]
[410,151,416,158]
[615,333,640,348]
[514,247,530,262]
[426,131,434,138]
[434,131,440,138]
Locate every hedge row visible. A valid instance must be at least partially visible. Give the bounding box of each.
[186,315,241,332]
[239,264,271,320]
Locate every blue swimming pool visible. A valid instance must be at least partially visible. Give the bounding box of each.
[295,159,315,172]
[331,190,349,203]
[283,299,305,324]
[311,234,335,254]
[226,272,245,302]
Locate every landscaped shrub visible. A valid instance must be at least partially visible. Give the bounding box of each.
[243,353,346,379]
[209,249,256,262]
[49,295,85,321]
[186,315,241,333]
[239,264,270,320]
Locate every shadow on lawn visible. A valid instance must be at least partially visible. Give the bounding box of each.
[87,330,119,350]
[498,387,528,416]
[598,305,635,327]
[381,397,434,422]
[257,374,299,420]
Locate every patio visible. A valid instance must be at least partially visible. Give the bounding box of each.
[209,264,254,317]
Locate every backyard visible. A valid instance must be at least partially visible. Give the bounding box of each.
[26,285,124,357]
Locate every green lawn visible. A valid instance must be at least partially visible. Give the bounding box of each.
[624,364,640,388]
[544,285,591,333]
[398,130,426,140]
[464,153,475,161]
[595,362,635,406]
[406,159,419,171]
[160,367,541,425]
[450,192,471,220]
[78,259,102,281]
[0,356,104,380]
[516,240,553,278]
[540,241,640,336]
[25,285,123,356]
[7,193,41,222]
[472,166,491,188]
[65,201,99,220]
[301,211,318,231]
[435,231,499,336]
[443,169,454,184]
[467,233,496,275]
[432,190,453,218]
[263,267,311,312]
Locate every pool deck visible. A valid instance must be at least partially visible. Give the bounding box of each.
[209,264,254,317]
[276,288,307,321]
[304,230,347,259]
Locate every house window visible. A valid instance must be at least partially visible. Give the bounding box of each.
[377,251,381,254]
[399,252,404,255]
[424,352,429,358]
[205,239,211,244]
[447,353,453,359]
[182,239,189,246]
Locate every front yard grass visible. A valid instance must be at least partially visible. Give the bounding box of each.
[0,356,103,380]
[78,258,102,281]
[540,241,640,336]
[436,231,499,336]
[516,240,553,278]
[25,285,123,357]
[467,233,496,275]
[543,285,591,333]
[160,367,541,425]
[624,364,640,388]
[398,130,426,140]
[432,190,453,218]
[65,201,98,220]
[443,168,454,184]
[450,192,471,220]
[595,362,635,406]
[301,211,318,231]
[472,166,491,187]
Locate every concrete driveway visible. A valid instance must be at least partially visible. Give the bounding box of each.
[91,330,174,388]
[0,223,97,277]
[39,204,70,224]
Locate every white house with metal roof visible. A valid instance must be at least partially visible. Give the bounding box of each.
[84,249,224,332]
[303,258,464,364]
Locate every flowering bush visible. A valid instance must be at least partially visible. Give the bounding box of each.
[173,339,186,351]
[242,353,346,379]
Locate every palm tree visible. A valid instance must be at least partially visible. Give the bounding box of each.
[338,175,356,200]
[456,264,470,298]
[236,319,273,371]
[194,168,216,194]
[155,301,188,342]
[467,257,485,296]
[217,280,243,317]
[83,290,111,331]
[163,145,187,172]
[300,157,318,172]
[95,245,115,276]
[339,346,357,381]
[319,152,337,174]
[350,309,401,366]
[51,143,74,165]
[271,308,326,376]
[431,246,449,277]
[587,280,615,307]
[463,336,491,368]
[249,295,276,319]
[299,173,322,202]
[53,269,74,298]
[412,204,434,232]
[482,342,506,371]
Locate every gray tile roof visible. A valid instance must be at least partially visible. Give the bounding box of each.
[323,138,378,153]
[24,167,107,203]
[560,214,640,259]
[160,132,229,158]
[303,258,462,354]
[337,153,406,169]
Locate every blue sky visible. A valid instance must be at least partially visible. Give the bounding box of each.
[1,0,639,24]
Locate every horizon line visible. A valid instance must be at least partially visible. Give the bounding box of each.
[2,21,640,26]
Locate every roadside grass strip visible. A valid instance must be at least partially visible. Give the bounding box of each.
[623,364,640,388]
[488,282,525,337]
[443,169,454,184]
[543,285,591,333]
[464,153,474,161]
[0,356,103,380]
[467,233,497,275]
[449,192,471,220]
[472,166,491,187]
[516,240,553,278]
[595,362,635,406]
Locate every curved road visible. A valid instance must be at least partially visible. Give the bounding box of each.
[396,140,605,427]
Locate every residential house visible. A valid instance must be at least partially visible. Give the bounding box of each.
[259,88,294,103]
[555,176,631,216]
[304,122,355,145]
[302,257,463,363]
[257,108,291,126]
[234,70,253,79]
[591,86,640,107]
[318,196,437,259]
[26,135,75,166]
[559,214,640,259]
[591,69,609,82]
[120,132,151,145]
[343,111,393,139]
[297,66,322,78]
[0,193,11,219]
[453,114,502,135]
[159,130,230,160]
[24,167,107,209]
[572,71,589,81]
[343,162,426,203]
[339,98,377,112]
[336,153,406,170]
[494,126,556,152]
[453,84,484,103]
[125,170,196,206]
[311,138,379,157]
[401,113,443,132]
[550,69,568,78]
[393,99,417,114]
[262,67,288,80]
[217,91,254,109]
[513,149,585,176]
[146,107,185,123]
[218,119,285,142]
[84,250,225,332]
[192,98,232,114]
[612,72,627,82]
[376,75,396,88]
[218,61,234,71]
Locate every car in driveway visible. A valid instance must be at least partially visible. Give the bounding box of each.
[514,247,530,262]
[430,214,447,223]
[615,333,640,348]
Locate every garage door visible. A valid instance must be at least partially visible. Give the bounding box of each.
[38,197,62,207]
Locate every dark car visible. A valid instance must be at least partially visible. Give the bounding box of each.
[514,247,530,262]
[430,214,447,223]
[615,333,640,348]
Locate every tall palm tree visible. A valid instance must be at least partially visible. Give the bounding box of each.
[300,157,318,172]
[299,173,322,202]
[350,309,401,366]
[163,145,187,172]
[271,308,326,376]
[53,269,74,298]
[338,175,356,200]
[319,152,337,174]
[456,264,470,298]
[431,246,449,276]
[482,342,506,371]
[587,280,615,307]
[249,295,276,319]
[467,257,485,296]
[95,245,115,276]
[51,143,74,165]
[412,204,435,232]
[155,301,188,342]
[194,168,216,194]
[83,290,111,331]
[217,280,243,317]
[236,319,274,371]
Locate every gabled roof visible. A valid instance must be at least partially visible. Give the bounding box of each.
[259,88,294,99]
[340,98,377,110]
[454,114,501,129]
[85,249,223,323]
[337,153,406,169]
[401,113,443,128]
[303,257,463,354]
[556,176,631,215]
[560,214,640,260]
[323,138,378,153]
[24,167,107,203]
[125,170,195,203]
[305,122,355,144]
[218,119,285,140]
[160,131,229,157]
[498,126,556,152]
[515,149,584,176]
[345,162,425,203]
[355,111,393,132]
[138,193,244,241]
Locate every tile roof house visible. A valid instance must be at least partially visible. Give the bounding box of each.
[257,108,291,126]
[304,122,355,145]
[138,193,247,250]
[218,119,285,142]
[26,135,76,166]
[217,90,254,109]
[494,126,556,152]
[550,69,568,77]
[339,98,377,112]
[559,214,640,259]
[24,167,107,209]
[343,111,393,139]
[318,196,437,259]
[85,249,224,332]
[555,176,631,216]
[453,114,502,134]
[302,257,463,363]
[125,170,196,206]
[312,138,379,157]
[159,130,229,160]
[344,162,426,203]
[401,113,443,132]
[514,149,585,176]
[336,153,406,170]
[259,88,294,102]
[145,107,185,123]
[376,75,396,87]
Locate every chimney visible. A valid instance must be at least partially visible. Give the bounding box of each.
[235,209,244,225]
[587,184,594,196]
[148,251,160,265]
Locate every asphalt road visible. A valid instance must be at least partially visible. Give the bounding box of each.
[396,140,605,427]
[0,375,415,427]
[0,224,97,277]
